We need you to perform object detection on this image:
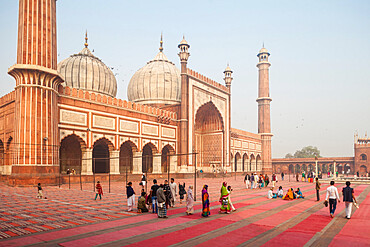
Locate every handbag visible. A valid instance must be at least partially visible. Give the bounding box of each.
[324,200,328,207]
[158,202,165,208]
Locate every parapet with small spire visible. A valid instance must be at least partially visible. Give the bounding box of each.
[187,68,230,93]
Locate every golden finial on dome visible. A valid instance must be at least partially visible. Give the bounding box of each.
[159,33,163,52]
[84,30,88,48]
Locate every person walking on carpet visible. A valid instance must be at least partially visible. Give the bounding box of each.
[315,177,321,201]
[325,181,340,218]
[170,178,177,207]
[179,182,186,204]
[156,184,167,218]
[244,173,250,189]
[94,181,103,200]
[150,179,159,214]
[186,185,194,215]
[342,181,357,219]
[126,182,135,211]
[219,182,231,214]
[201,185,210,217]
[37,183,44,199]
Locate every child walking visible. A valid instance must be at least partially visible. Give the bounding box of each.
[37,183,44,199]
[95,181,103,200]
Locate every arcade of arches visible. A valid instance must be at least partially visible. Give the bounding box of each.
[231,152,261,172]
[272,160,354,175]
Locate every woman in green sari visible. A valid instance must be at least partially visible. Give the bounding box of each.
[219,182,231,213]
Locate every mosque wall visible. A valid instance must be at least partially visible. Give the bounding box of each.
[0,91,16,175]
[230,128,262,173]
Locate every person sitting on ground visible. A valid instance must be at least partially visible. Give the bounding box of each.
[277,186,284,198]
[291,188,297,199]
[296,188,305,199]
[138,191,149,213]
[268,187,277,199]
[283,188,294,200]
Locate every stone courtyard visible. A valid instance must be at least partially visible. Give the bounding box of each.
[0,175,369,246]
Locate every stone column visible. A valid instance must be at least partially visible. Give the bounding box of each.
[132,152,142,174]
[81,148,93,175]
[110,150,120,174]
[153,155,161,174]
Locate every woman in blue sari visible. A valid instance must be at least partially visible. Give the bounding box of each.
[202,185,210,217]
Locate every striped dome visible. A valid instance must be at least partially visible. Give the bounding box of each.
[57,46,117,98]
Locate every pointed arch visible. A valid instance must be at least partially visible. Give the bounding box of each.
[243,153,249,172]
[234,152,241,172]
[93,138,113,173]
[119,140,137,174]
[60,134,86,174]
[250,154,255,172]
[256,154,262,171]
[161,144,175,174]
[142,142,157,173]
[195,101,224,169]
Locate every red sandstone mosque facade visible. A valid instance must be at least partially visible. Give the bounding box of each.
[0,0,274,185]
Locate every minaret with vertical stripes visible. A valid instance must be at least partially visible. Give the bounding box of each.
[8,0,63,182]
[256,46,273,174]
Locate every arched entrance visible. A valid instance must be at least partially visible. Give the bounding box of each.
[295,164,300,173]
[93,138,112,173]
[322,164,328,173]
[250,154,255,172]
[60,134,84,174]
[344,164,351,174]
[243,153,249,172]
[194,102,224,170]
[289,164,294,173]
[360,165,367,175]
[308,164,313,172]
[256,155,262,171]
[119,141,137,174]
[142,143,156,173]
[234,152,241,172]
[161,145,175,174]
[302,164,307,172]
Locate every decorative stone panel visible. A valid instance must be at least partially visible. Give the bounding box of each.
[93,115,115,130]
[162,127,175,138]
[60,109,87,126]
[120,119,139,133]
[142,123,158,136]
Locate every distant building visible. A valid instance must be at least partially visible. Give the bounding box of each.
[272,135,370,176]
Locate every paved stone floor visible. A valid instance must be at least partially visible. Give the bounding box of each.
[0,175,369,246]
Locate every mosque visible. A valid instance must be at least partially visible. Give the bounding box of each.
[0,0,272,185]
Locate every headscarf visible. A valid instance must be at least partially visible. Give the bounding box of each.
[220,182,228,198]
[202,184,208,194]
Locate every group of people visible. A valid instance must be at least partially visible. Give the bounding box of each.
[243,173,272,189]
[267,186,304,200]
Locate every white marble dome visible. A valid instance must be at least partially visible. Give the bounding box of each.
[57,45,117,98]
[127,48,181,105]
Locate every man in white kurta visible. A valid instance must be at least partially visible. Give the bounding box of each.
[170,178,177,207]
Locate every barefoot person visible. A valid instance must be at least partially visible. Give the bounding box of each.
[325,181,340,218]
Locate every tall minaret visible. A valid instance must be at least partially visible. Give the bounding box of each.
[256,46,273,174]
[178,37,190,168]
[8,0,63,180]
[224,64,233,171]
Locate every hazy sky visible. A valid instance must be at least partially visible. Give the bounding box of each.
[0,0,369,158]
